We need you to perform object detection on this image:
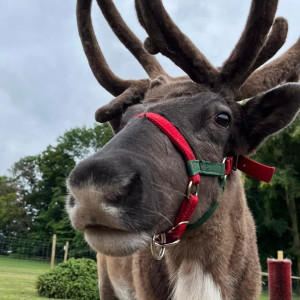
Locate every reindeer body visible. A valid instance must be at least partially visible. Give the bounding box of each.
[66,1,300,299]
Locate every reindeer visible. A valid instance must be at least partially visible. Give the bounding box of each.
[66,0,300,299]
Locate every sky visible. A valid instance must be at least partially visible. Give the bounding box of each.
[0,0,299,175]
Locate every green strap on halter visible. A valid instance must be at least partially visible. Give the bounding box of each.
[187,160,225,177]
[186,163,227,231]
[187,196,221,231]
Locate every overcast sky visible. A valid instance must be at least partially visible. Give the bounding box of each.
[1,0,299,175]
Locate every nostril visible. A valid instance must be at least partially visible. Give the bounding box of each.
[105,172,142,204]
[69,196,76,207]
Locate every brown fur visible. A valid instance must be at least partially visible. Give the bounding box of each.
[68,1,300,299]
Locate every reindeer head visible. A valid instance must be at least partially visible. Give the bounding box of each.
[66,0,300,257]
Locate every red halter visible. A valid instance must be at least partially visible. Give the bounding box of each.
[135,112,275,260]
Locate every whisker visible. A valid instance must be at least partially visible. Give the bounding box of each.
[141,207,173,226]
[151,181,187,198]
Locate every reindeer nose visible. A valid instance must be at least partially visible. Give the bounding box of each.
[68,154,143,203]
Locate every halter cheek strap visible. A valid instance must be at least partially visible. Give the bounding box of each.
[135,112,275,260]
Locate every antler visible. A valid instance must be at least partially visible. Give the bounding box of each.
[136,0,299,99]
[78,0,300,122]
[221,0,279,89]
[135,0,294,94]
[77,0,168,122]
[135,0,220,85]
[248,17,288,75]
[95,0,166,80]
[238,38,300,99]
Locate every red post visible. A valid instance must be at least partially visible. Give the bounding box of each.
[268,258,292,300]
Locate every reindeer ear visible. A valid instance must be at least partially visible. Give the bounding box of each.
[242,83,300,153]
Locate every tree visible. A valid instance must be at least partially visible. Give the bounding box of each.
[246,116,300,275]
[0,176,30,254]
[9,123,113,251]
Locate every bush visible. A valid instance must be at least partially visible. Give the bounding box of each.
[36,258,99,300]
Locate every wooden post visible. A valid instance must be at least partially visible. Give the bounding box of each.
[64,241,69,262]
[50,234,56,268]
[268,250,292,300]
[277,250,284,260]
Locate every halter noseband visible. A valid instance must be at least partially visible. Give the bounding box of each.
[135,112,275,260]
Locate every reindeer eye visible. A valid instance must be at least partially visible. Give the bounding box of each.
[215,113,230,128]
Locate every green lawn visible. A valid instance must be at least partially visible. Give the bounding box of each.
[1,256,300,300]
[0,256,66,300]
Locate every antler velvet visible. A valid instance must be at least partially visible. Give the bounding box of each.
[77,0,168,122]
[77,0,132,96]
[249,17,288,74]
[135,0,220,85]
[95,0,166,80]
[221,0,279,89]
[77,0,300,123]
[238,38,300,99]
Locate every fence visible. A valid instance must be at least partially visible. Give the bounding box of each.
[0,235,95,265]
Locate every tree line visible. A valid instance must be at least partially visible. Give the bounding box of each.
[0,118,299,274]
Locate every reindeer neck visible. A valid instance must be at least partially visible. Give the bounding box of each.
[164,171,247,299]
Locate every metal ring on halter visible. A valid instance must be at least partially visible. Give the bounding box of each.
[151,233,166,260]
[187,181,200,198]
[154,238,181,247]
[168,221,189,233]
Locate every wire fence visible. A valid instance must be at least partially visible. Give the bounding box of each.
[0,235,95,264]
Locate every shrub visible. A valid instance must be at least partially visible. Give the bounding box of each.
[36,258,99,300]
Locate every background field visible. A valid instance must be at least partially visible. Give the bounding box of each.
[1,256,299,300]
[0,256,66,300]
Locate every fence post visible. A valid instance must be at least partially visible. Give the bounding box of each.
[51,234,56,268]
[278,250,283,260]
[268,250,292,300]
[64,241,69,262]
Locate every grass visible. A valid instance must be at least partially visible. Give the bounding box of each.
[0,256,66,300]
[1,256,300,300]
[261,293,300,300]
[260,291,300,300]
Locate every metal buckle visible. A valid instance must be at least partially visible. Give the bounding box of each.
[187,181,200,197]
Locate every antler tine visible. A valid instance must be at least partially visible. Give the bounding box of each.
[221,0,278,90]
[250,17,288,74]
[77,0,130,96]
[77,0,150,97]
[77,0,152,123]
[238,38,300,99]
[95,0,167,80]
[236,17,288,93]
[135,0,220,85]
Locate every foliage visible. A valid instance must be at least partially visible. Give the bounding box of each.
[36,258,99,300]
[246,115,300,274]
[0,176,31,254]
[4,123,113,255]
